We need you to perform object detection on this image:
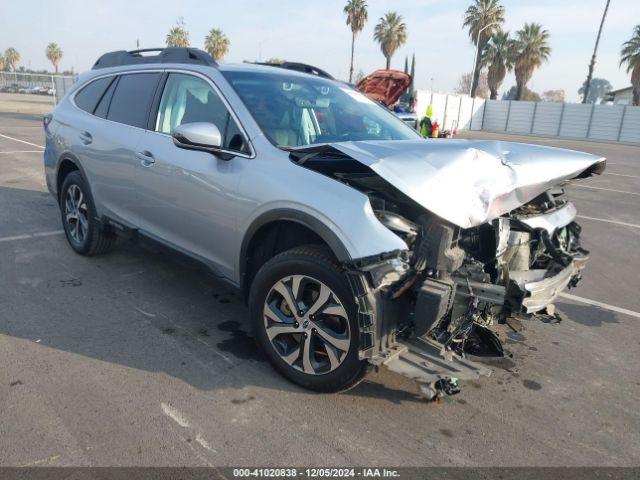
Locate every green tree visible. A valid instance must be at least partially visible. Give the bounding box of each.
[513,23,551,101]
[344,0,368,83]
[502,85,541,102]
[204,28,230,61]
[166,17,190,48]
[620,25,640,106]
[46,43,63,74]
[482,31,515,99]
[578,77,612,104]
[4,48,20,71]
[0,55,5,71]
[373,11,407,70]
[463,0,505,97]
[582,0,610,104]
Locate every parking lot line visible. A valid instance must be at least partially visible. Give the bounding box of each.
[559,292,640,319]
[0,230,63,243]
[161,402,191,428]
[0,133,44,149]
[0,150,43,154]
[576,215,640,229]
[607,172,640,179]
[572,185,640,196]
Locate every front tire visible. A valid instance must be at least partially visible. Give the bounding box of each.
[60,171,116,256]
[249,246,368,392]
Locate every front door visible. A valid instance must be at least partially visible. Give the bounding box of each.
[134,72,251,279]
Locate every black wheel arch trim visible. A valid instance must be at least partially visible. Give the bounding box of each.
[55,152,89,199]
[239,208,352,285]
[55,152,103,226]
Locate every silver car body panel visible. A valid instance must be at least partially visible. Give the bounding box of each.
[44,63,408,284]
[330,140,605,228]
[518,201,577,234]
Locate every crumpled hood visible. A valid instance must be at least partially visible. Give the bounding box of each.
[332,139,605,228]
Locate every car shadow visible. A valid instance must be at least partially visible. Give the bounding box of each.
[345,379,426,404]
[0,185,418,403]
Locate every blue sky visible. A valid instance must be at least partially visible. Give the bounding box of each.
[2,0,637,101]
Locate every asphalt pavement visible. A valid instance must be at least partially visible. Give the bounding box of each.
[1,114,639,467]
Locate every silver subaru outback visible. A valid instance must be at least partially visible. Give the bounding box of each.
[44,48,605,399]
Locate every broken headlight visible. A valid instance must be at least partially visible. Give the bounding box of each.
[357,254,410,289]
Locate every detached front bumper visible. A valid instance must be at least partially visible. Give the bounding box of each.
[509,254,589,313]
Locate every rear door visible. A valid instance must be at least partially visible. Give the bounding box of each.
[133,72,252,279]
[74,71,161,226]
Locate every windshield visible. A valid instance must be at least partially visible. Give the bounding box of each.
[221,69,421,148]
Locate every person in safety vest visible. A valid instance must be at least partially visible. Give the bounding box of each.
[419,105,434,138]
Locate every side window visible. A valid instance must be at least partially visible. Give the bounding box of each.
[155,73,248,154]
[107,73,161,128]
[93,77,118,119]
[74,77,112,114]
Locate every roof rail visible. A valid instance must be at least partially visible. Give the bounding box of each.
[92,48,217,70]
[252,61,334,80]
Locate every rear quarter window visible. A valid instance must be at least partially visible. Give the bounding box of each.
[74,77,113,114]
[93,77,118,119]
[107,73,161,128]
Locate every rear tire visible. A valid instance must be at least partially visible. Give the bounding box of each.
[60,171,116,256]
[249,245,368,393]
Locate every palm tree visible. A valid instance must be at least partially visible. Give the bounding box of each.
[46,43,63,74]
[373,11,407,70]
[463,0,505,97]
[166,17,190,48]
[204,28,230,61]
[582,0,611,103]
[344,0,368,83]
[620,25,640,106]
[482,31,515,99]
[4,48,20,72]
[513,23,551,101]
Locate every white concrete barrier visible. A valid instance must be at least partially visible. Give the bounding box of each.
[414,89,640,144]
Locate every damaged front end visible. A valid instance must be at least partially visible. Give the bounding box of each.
[343,189,589,399]
[289,140,603,399]
[412,188,589,359]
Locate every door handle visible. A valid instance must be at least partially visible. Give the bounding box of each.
[79,131,93,145]
[136,150,155,167]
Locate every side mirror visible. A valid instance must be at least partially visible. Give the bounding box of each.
[172,122,222,152]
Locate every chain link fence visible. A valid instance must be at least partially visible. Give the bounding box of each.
[0,71,76,116]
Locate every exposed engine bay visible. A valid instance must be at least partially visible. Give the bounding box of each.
[289,140,604,399]
[370,187,589,357]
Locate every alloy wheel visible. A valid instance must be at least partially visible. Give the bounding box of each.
[64,184,89,244]
[263,275,351,375]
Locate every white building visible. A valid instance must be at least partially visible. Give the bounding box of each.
[606,86,634,105]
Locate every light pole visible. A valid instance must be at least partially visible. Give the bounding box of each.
[469,22,499,97]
